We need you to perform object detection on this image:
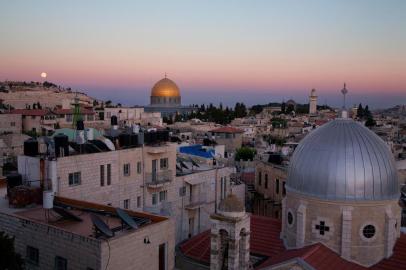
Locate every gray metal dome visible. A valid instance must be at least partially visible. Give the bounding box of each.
[287,118,399,201]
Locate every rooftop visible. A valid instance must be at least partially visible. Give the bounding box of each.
[179,214,406,270]
[1,191,167,240]
[210,126,244,134]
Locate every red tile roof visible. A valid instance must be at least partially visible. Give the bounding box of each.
[53,108,94,115]
[10,109,53,116]
[179,215,285,267]
[179,215,406,270]
[210,126,244,133]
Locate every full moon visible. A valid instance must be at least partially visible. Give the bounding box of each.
[40,72,47,78]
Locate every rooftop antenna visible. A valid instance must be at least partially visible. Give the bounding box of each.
[340,83,349,118]
[164,72,167,78]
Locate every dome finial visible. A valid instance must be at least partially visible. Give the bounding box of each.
[165,72,167,78]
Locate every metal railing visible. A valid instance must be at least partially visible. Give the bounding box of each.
[145,170,173,186]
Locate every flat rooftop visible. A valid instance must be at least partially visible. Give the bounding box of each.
[0,187,167,239]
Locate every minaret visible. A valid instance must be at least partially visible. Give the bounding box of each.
[341,83,349,118]
[210,194,250,270]
[309,89,317,115]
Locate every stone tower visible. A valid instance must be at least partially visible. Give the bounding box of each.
[210,194,250,270]
[309,88,317,115]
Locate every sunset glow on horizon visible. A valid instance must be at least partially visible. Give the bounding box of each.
[1,0,405,108]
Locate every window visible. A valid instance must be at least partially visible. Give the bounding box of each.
[362,225,376,239]
[26,246,39,265]
[179,186,186,197]
[124,199,130,209]
[276,179,280,194]
[123,163,130,176]
[264,174,268,189]
[87,114,94,121]
[54,256,67,270]
[258,172,262,186]
[66,114,72,122]
[137,196,141,208]
[100,165,105,186]
[282,181,286,195]
[137,161,142,174]
[315,221,330,236]
[159,190,167,202]
[68,172,81,186]
[107,164,111,185]
[10,122,15,127]
[160,158,168,169]
[287,211,294,226]
[152,193,158,205]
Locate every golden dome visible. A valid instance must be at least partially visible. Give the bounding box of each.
[151,77,180,97]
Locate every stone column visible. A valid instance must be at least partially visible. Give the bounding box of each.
[227,238,240,270]
[239,231,250,269]
[385,207,396,258]
[296,203,307,248]
[210,232,220,270]
[341,207,353,260]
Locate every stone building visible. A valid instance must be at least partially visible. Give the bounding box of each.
[253,154,287,219]
[177,112,406,270]
[0,194,175,270]
[10,109,58,135]
[0,113,22,134]
[210,127,244,158]
[281,117,401,266]
[209,194,250,270]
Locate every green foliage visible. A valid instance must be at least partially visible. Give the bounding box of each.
[0,231,24,270]
[271,118,287,128]
[235,147,256,161]
[186,102,248,124]
[365,117,376,127]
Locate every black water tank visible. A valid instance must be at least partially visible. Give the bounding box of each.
[129,134,138,146]
[54,134,69,157]
[7,173,22,189]
[119,133,131,147]
[24,138,38,156]
[111,115,118,126]
[76,119,84,130]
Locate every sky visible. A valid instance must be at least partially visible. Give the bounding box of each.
[0,0,405,108]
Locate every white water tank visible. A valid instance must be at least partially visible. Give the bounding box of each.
[85,128,94,140]
[43,191,54,209]
[132,124,140,134]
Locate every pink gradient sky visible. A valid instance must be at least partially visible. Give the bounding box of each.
[1,1,405,108]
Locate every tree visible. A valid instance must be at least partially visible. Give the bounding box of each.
[357,103,364,118]
[235,147,256,161]
[365,117,376,127]
[0,231,24,270]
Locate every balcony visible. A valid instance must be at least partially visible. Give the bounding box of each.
[145,170,173,188]
[185,193,207,210]
[144,201,173,216]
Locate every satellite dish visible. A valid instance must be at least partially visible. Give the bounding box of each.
[90,214,114,238]
[116,208,138,230]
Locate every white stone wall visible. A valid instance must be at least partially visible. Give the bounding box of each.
[282,190,402,267]
[0,212,101,270]
[0,114,22,134]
